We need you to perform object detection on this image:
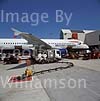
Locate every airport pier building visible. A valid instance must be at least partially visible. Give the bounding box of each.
[60,29,100,51]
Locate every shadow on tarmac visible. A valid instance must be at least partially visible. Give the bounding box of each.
[7,63,27,70]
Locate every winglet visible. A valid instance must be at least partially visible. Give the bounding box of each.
[11,28,22,36]
[11,28,23,38]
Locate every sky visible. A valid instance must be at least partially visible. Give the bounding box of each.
[0,0,100,39]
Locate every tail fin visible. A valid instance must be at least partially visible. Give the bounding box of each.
[11,28,22,38]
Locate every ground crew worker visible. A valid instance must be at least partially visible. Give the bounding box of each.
[42,52,47,61]
[37,52,43,61]
[25,68,33,77]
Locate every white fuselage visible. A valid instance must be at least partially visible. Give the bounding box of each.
[41,39,84,49]
[0,39,33,50]
[0,38,88,50]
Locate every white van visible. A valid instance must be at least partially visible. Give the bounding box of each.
[54,49,61,60]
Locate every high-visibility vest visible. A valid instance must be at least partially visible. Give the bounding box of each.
[26,69,33,76]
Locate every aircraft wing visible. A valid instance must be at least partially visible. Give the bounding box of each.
[20,33,52,49]
[11,28,52,49]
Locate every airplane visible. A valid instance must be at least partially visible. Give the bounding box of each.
[0,28,89,52]
[12,28,89,49]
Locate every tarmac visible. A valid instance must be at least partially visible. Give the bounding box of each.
[66,59,100,72]
[0,59,100,101]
